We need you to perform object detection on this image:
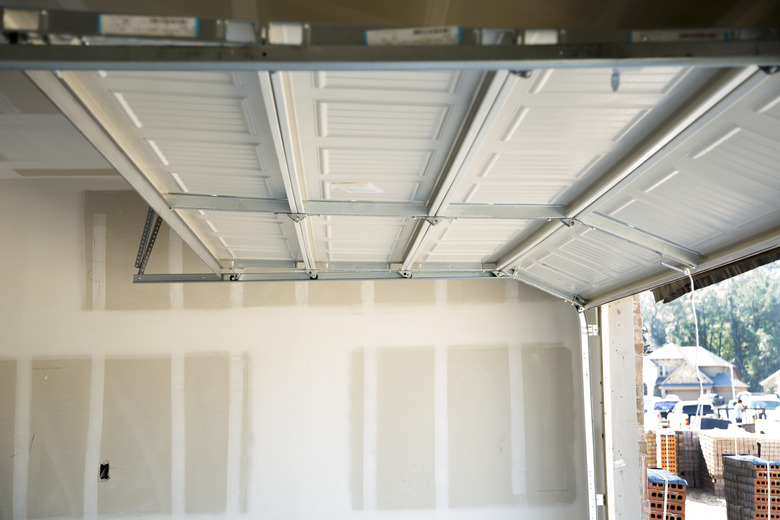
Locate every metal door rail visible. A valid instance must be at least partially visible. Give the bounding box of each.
[1,7,778,71]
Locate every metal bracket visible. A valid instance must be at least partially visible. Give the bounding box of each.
[588,324,599,336]
[510,70,533,78]
[582,214,700,268]
[572,295,588,308]
[306,270,318,280]
[425,217,443,226]
[760,65,780,75]
[400,270,413,279]
[660,261,688,274]
[560,218,577,228]
[134,207,156,268]
[287,213,307,223]
[137,213,163,275]
[596,494,605,507]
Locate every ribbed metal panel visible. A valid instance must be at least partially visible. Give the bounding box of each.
[52,61,779,302]
[317,102,451,139]
[199,211,300,260]
[594,72,780,255]
[309,215,414,263]
[519,227,659,295]
[78,70,289,201]
[420,220,535,263]
[314,71,463,92]
[448,67,719,206]
[287,70,484,204]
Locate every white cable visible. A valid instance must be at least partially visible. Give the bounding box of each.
[662,476,669,520]
[731,364,737,454]
[685,268,705,418]
[767,462,772,513]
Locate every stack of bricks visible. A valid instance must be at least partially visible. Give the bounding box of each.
[648,468,687,520]
[675,430,702,488]
[699,430,758,497]
[758,439,780,462]
[723,456,780,520]
[647,429,658,467]
[658,431,678,474]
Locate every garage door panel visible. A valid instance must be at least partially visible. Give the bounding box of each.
[42,57,778,306]
[195,211,301,261]
[310,216,415,264]
[420,220,536,264]
[529,67,692,95]
[518,227,660,296]
[287,70,485,204]
[450,67,720,207]
[593,72,780,257]
[314,70,466,93]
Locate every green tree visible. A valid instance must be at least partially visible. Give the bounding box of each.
[641,261,780,392]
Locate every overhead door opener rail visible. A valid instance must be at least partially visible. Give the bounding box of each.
[1,7,779,71]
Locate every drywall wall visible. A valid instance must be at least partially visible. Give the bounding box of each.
[184,353,230,514]
[1,359,16,520]
[28,359,91,519]
[522,346,576,504]
[99,357,172,516]
[0,182,590,520]
[375,348,436,510]
[448,346,513,507]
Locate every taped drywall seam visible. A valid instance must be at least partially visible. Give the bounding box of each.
[435,280,447,304]
[361,281,374,305]
[168,228,183,309]
[434,343,449,509]
[508,345,527,497]
[171,353,185,515]
[295,282,308,305]
[92,214,106,311]
[434,279,449,508]
[230,283,244,308]
[239,353,250,513]
[363,346,377,510]
[226,354,245,515]
[83,354,105,519]
[12,357,31,520]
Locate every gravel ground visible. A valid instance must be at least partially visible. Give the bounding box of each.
[685,488,726,520]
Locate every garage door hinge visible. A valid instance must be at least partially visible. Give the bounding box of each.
[588,324,599,336]
[596,494,605,506]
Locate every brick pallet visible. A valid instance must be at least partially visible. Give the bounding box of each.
[699,430,758,497]
[723,455,780,520]
[648,429,658,467]
[658,431,678,474]
[757,439,780,462]
[648,468,688,520]
[676,430,702,488]
[650,428,780,499]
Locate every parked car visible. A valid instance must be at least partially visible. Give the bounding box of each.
[647,400,679,428]
[667,401,715,429]
[742,394,780,422]
[644,396,660,414]
[700,393,725,407]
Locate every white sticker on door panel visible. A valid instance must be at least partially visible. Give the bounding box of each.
[99,15,198,38]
